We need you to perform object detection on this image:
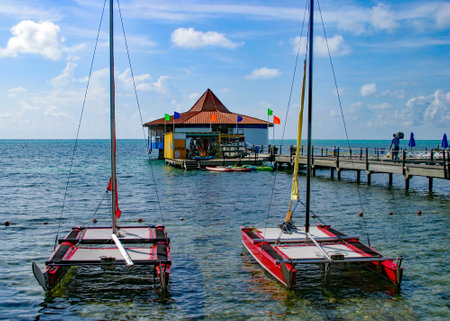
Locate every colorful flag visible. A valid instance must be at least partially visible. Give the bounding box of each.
[164,114,170,121]
[107,178,121,218]
[273,115,280,124]
[211,113,216,122]
[237,115,243,122]
[268,108,273,116]
[174,112,180,119]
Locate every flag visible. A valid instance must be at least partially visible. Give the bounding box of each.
[268,108,273,116]
[164,114,170,121]
[273,115,280,124]
[211,113,216,122]
[237,115,243,122]
[107,178,121,218]
[174,112,180,119]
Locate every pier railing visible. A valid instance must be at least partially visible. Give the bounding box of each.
[270,145,449,191]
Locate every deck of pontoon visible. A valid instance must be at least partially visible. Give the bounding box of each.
[35,225,171,291]
[241,225,402,287]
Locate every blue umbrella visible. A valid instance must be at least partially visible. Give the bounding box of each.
[442,133,448,149]
[408,132,416,149]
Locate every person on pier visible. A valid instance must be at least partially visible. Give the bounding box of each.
[389,133,400,162]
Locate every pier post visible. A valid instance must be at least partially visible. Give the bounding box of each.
[428,177,433,192]
[365,148,369,171]
[443,150,448,179]
[337,169,341,180]
[367,173,371,185]
[336,147,340,168]
[447,151,450,179]
[405,177,410,191]
[360,147,363,159]
[356,170,361,183]
[330,168,334,179]
[388,173,393,186]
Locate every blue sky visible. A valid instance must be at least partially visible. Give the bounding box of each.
[0,0,448,140]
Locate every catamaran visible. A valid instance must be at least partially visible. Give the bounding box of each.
[32,0,171,292]
[241,0,403,289]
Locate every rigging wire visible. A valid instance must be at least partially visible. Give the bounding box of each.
[316,0,370,245]
[263,0,309,235]
[117,0,165,225]
[53,0,108,249]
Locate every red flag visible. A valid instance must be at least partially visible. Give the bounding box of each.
[107,178,121,218]
[273,115,280,125]
[211,113,216,122]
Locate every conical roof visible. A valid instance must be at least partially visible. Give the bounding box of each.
[187,88,231,113]
[144,89,271,126]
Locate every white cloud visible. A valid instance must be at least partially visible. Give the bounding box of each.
[292,35,350,57]
[361,83,376,97]
[0,20,64,60]
[189,92,200,101]
[44,105,68,118]
[370,3,397,32]
[51,62,77,87]
[382,89,406,99]
[348,101,362,113]
[118,68,170,94]
[315,35,350,56]
[171,27,242,49]
[403,90,450,126]
[8,86,27,97]
[435,3,450,28]
[368,102,391,110]
[245,67,281,80]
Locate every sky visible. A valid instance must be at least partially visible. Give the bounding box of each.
[0,0,449,140]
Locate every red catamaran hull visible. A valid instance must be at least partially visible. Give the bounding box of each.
[241,227,297,288]
[241,225,402,288]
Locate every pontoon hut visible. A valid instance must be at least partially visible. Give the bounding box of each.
[144,89,272,160]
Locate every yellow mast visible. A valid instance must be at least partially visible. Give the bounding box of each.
[283,60,307,223]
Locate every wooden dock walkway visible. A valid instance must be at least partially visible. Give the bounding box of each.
[274,149,449,192]
[163,146,449,192]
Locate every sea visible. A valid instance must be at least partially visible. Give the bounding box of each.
[0,139,448,320]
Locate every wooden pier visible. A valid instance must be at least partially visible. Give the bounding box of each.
[274,148,449,192]
[163,145,449,192]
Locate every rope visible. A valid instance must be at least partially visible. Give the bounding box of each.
[117,0,165,225]
[263,1,309,239]
[53,0,107,249]
[316,0,370,246]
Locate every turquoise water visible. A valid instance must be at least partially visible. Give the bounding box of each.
[0,140,448,320]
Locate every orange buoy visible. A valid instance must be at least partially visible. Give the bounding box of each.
[358,212,363,217]
[417,210,422,215]
[43,221,48,224]
[92,218,97,223]
[389,211,393,215]
[312,214,316,218]
[4,221,10,226]
[137,218,143,223]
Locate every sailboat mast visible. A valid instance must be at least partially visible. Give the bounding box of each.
[305,0,314,233]
[109,0,118,234]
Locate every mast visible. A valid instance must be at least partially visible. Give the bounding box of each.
[305,0,314,233]
[109,0,118,234]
